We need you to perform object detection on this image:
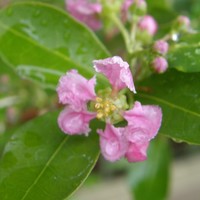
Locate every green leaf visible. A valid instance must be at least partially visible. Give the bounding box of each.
[0,2,109,89]
[129,138,171,200]
[168,33,200,72]
[0,112,101,200]
[136,69,200,144]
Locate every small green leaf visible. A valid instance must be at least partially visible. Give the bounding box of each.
[0,112,101,200]
[136,69,200,144]
[129,138,171,200]
[168,33,200,72]
[0,2,109,89]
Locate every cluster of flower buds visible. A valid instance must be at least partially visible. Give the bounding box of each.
[151,40,169,73]
[57,56,162,162]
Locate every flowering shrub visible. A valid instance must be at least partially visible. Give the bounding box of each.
[0,0,200,200]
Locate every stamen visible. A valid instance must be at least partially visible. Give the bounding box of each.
[94,97,117,119]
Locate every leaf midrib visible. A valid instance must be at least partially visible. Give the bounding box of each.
[20,136,69,200]
[0,21,93,75]
[138,93,200,118]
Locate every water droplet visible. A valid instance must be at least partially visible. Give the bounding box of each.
[195,48,200,55]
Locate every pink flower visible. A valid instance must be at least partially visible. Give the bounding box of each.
[58,106,96,135]
[153,40,169,55]
[124,101,162,162]
[98,124,128,162]
[93,56,136,93]
[57,57,162,163]
[65,0,102,31]
[57,70,96,109]
[152,57,168,73]
[138,15,158,36]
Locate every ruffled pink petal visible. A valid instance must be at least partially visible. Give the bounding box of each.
[97,124,128,162]
[57,70,96,109]
[58,106,96,135]
[124,101,162,140]
[66,0,102,31]
[93,56,136,93]
[125,142,149,162]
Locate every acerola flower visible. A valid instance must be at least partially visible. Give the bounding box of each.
[57,56,162,162]
[138,15,158,36]
[65,0,102,31]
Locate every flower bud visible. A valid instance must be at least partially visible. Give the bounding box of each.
[177,15,190,29]
[151,57,168,73]
[153,40,169,55]
[138,15,158,36]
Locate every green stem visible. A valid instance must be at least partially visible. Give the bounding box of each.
[110,14,132,54]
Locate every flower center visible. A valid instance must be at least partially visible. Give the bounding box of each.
[95,97,117,119]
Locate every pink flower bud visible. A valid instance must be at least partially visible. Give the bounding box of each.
[66,0,102,31]
[177,15,190,29]
[152,57,168,73]
[153,40,169,55]
[138,15,158,36]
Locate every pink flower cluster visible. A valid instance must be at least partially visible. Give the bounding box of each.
[57,56,162,162]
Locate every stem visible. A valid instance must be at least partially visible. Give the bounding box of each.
[110,14,132,54]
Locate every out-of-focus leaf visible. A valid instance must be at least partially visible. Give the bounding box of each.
[129,138,171,200]
[0,2,109,89]
[0,112,101,200]
[136,69,200,144]
[168,33,200,72]
[9,0,65,7]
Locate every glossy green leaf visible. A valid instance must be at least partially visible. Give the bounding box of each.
[168,33,200,72]
[0,2,109,89]
[0,112,101,200]
[136,69,200,144]
[129,138,171,200]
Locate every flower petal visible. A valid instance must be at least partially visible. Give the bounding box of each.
[98,124,128,162]
[57,70,96,109]
[58,106,96,135]
[125,142,149,162]
[93,56,136,93]
[124,101,162,140]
